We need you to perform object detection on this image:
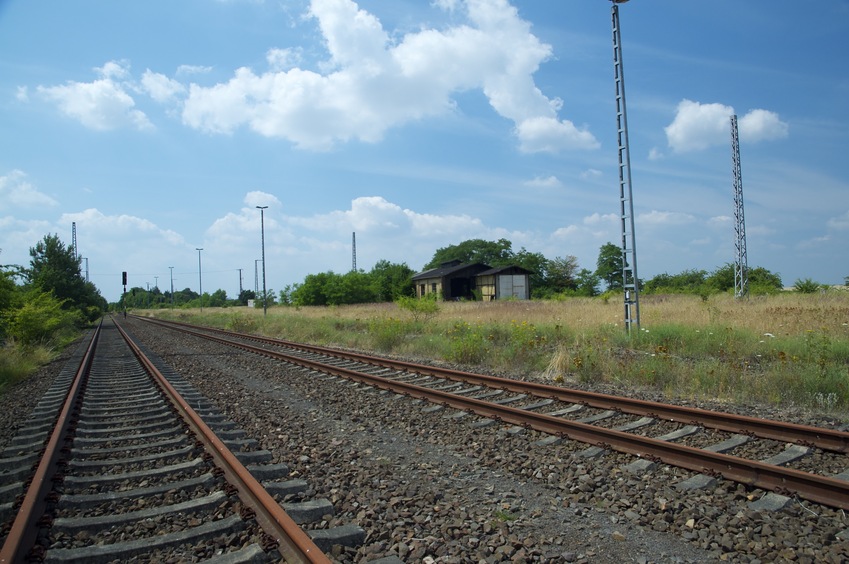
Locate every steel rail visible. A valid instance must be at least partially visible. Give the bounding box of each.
[141,316,849,454]
[0,321,101,564]
[112,319,330,564]
[138,317,849,511]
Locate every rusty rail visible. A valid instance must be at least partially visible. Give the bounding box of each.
[143,316,849,454]
[138,316,849,511]
[112,320,330,563]
[0,322,101,564]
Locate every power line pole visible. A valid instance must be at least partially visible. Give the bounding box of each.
[196,248,204,313]
[731,114,748,299]
[352,232,357,272]
[611,0,640,332]
[71,222,78,260]
[256,206,268,316]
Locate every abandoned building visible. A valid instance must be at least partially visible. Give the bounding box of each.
[412,260,532,301]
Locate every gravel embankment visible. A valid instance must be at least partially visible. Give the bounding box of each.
[3,320,848,563]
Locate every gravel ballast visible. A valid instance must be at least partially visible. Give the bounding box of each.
[3,319,848,563]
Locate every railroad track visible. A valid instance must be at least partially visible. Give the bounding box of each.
[136,315,849,513]
[0,317,363,564]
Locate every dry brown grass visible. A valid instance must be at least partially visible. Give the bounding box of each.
[147,291,849,413]
[240,292,849,336]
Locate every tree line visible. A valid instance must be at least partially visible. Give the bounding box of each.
[2,233,828,346]
[279,238,793,306]
[113,237,806,309]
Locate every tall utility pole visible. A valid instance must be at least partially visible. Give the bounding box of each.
[256,206,268,316]
[71,222,78,260]
[238,268,243,295]
[196,248,204,312]
[352,232,357,272]
[169,266,174,308]
[731,115,748,299]
[611,0,640,332]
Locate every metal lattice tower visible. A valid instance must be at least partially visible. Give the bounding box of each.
[611,1,640,332]
[71,222,78,260]
[352,232,357,272]
[730,115,748,298]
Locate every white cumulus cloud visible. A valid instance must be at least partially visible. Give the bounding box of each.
[738,109,789,144]
[0,170,59,209]
[664,99,788,153]
[181,0,598,152]
[37,61,153,131]
[141,70,186,103]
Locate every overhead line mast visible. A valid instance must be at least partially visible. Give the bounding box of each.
[731,115,748,299]
[611,0,640,332]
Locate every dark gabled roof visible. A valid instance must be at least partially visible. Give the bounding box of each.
[412,262,491,281]
[477,265,533,276]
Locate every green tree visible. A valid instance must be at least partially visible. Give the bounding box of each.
[543,255,580,295]
[208,289,228,307]
[292,272,333,306]
[644,269,709,294]
[237,289,256,306]
[573,268,601,297]
[278,285,294,306]
[0,265,22,339]
[595,242,623,291]
[27,234,105,321]
[0,266,19,315]
[370,260,414,301]
[254,289,277,308]
[707,264,782,295]
[424,238,514,269]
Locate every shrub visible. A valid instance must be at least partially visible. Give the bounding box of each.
[793,278,823,294]
[368,317,410,352]
[445,321,490,364]
[7,291,82,347]
[396,294,440,323]
[227,314,258,334]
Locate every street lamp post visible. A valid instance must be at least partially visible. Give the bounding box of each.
[196,248,204,313]
[256,206,268,316]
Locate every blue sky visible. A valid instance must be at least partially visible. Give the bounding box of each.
[1,0,847,303]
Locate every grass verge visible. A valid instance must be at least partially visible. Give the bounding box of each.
[139,292,849,417]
